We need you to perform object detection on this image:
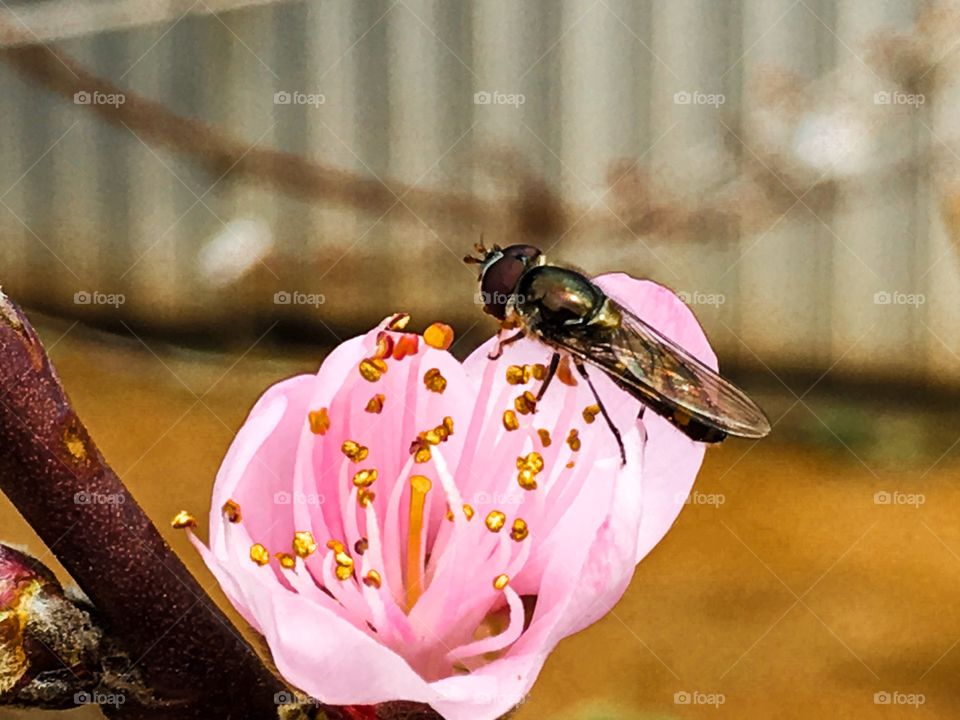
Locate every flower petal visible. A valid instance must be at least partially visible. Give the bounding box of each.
[594,273,716,563]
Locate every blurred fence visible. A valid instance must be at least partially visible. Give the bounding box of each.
[0,0,958,384]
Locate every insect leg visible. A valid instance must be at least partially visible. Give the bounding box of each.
[535,353,561,402]
[573,359,626,465]
[488,330,525,360]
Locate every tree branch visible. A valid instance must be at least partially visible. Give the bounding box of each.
[0,290,291,719]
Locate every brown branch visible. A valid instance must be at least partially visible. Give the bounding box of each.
[0,27,567,241]
[0,291,291,719]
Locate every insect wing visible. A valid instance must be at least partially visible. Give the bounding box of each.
[545,301,771,438]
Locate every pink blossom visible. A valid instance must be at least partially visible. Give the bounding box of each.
[187,274,716,720]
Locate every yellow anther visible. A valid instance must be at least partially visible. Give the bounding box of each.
[275,553,296,570]
[423,322,455,350]
[352,468,378,488]
[363,569,383,588]
[308,408,330,435]
[293,531,317,558]
[250,544,270,566]
[493,574,510,590]
[221,500,242,523]
[510,518,529,542]
[423,368,447,393]
[365,394,386,413]
[359,358,386,382]
[502,410,519,431]
[505,365,526,385]
[342,440,369,462]
[485,510,506,532]
[171,510,197,529]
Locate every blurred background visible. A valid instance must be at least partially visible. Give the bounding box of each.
[2,0,960,717]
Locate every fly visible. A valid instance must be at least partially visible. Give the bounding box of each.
[465,242,772,463]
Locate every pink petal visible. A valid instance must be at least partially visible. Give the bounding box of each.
[594,273,716,562]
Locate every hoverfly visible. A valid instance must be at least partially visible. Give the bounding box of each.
[465,243,771,463]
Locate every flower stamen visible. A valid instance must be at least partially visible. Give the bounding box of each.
[308,408,330,434]
[221,500,242,523]
[365,394,386,413]
[405,475,433,611]
[352,468,378,488]
[423,322,455,350]
[171,510,197,529]
[250,544,270,566]
[342,440,369,462]
[485,510,506,532]
[424,368,447,393]
[293,531,317,558]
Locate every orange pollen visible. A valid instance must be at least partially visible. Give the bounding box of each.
[293,531,317,557]
[222,500,242,523]
[510,518,529,542]
[583,404,601,424]
[505,365,526,385]
[423,322,455,350]
[514,391,537,415]
[423,368,447,393]
[250,544,270,566]
[308,408,331,435]
[171,510,197,529]
[363,569,383,588]
[557,356,578,386]
[387,313,411,331]
[365,394,386,413]
[359,358,386,382]
[493,574,510,590]
[392,334,420,360]
[342,440,369,462]
[537,429,552,447]
[485,510,506,532]
[352,468,378,488]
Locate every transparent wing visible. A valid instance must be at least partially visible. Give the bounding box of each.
[543,300,771,438]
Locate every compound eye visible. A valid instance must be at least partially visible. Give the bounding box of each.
[480,256,526,319]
